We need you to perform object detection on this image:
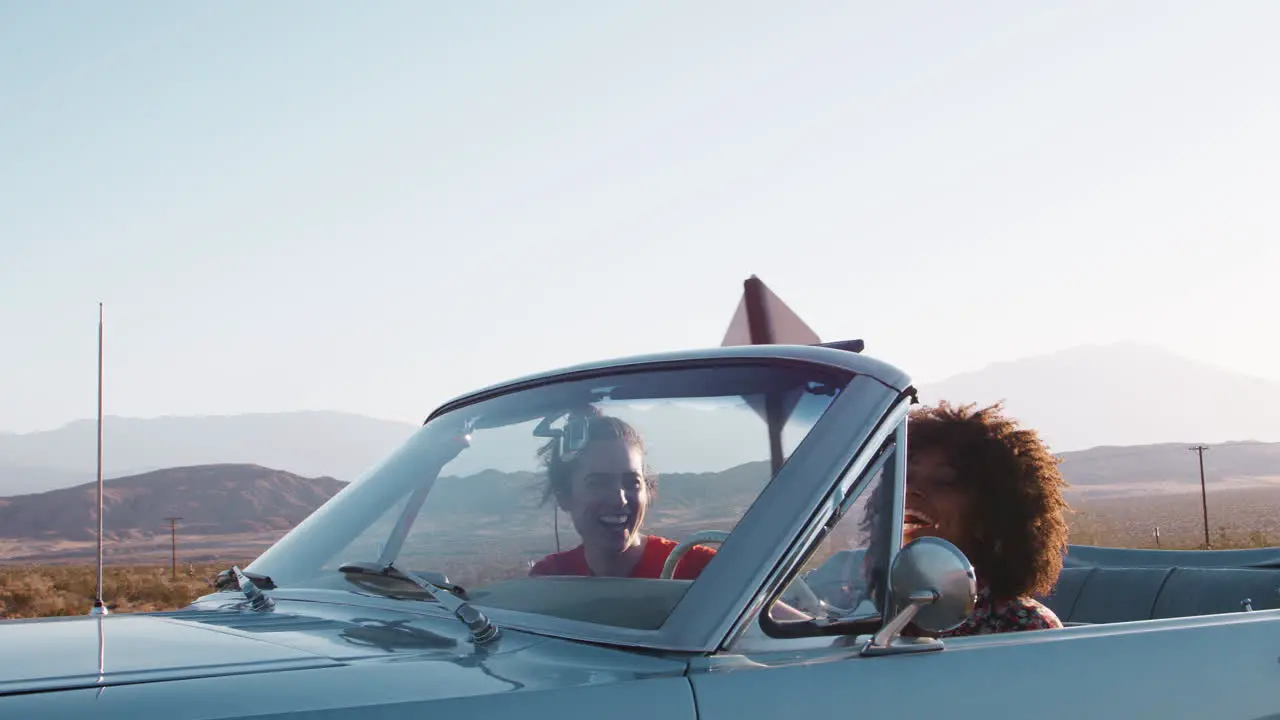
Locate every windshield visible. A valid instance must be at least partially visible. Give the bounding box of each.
[249,361,849,630]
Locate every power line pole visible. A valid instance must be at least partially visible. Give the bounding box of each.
[164,516,183,579]
[1189,445,1211,549]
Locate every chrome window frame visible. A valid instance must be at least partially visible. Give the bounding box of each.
[465,356,905,653]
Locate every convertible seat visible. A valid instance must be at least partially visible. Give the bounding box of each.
[1150,567,1280,619]
[1038,566,1095,621]
[1056,567,1173,624]
[1064,544,1280,569]
[1042,566,1280,624]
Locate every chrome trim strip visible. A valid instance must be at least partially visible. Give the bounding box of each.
[838,442,893,516]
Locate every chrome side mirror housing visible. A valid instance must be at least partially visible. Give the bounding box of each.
[860,536,977,656]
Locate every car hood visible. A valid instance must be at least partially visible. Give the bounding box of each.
[0,597,689,701]
[0,612,347,695]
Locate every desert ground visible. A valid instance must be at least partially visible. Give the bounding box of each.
[0,563,245,619]
[3,484,1277,620]
[1068,485,1280,549]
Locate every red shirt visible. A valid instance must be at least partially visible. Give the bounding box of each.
[530,535,717,580]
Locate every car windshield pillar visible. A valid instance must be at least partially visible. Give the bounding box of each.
[248,425,462,583]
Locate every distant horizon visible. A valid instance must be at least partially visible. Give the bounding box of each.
[3,337,1277,436]
[7,432,1280,485]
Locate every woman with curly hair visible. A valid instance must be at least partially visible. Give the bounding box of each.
[904,400,1071,636]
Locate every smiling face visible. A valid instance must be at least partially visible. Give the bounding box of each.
[558,439,649,556]
[904,448,972,551]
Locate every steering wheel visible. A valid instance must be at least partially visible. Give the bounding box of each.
[659,530,828,620]
[777,572,827,619]
[661,530,731,579]
[802,548,871,617]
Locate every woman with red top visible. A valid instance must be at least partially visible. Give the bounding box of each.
[902,401,1071,636]
[529,413,716,580]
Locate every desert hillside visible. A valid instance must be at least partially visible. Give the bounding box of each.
[1058,440,1280,497]
[0,464,346,542]
[0,437,1277,563]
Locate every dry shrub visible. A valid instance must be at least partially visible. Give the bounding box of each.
[0,563,244,620]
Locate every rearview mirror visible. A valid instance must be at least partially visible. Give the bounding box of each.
[860,536,977,656]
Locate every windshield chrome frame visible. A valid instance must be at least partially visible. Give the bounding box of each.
[426,344,910,424]
[248,344,912,654]
[462,374,903,653]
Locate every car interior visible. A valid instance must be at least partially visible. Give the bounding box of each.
[1039,565,1280,625]
[799,546,1280,630]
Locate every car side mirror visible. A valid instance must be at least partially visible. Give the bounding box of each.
[860,536,977,656]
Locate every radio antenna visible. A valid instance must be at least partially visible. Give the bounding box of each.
[90,302,109,616]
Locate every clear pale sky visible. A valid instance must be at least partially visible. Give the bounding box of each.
[2,1,1278,433]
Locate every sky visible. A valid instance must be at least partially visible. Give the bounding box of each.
[2,1,1279,433]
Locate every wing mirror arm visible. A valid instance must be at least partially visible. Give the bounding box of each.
[859,537,977,658]
[862,590,938,652]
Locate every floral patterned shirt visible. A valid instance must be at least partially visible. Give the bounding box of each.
[936,588,1062,637]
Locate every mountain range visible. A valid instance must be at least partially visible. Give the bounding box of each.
[918,342,1280,451]
[1,437,1277,557]
[0,411,415,496]
[2,342,1278,498]
[0,464,347,543]
[0,461,777,563]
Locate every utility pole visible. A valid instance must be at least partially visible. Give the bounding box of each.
[164,517,183,579]
[1189,445,1211,549]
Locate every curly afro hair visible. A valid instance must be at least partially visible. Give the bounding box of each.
[908,401,1071,601]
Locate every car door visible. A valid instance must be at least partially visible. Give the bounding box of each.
[690,614,1280,720]
[688,410,1280,719]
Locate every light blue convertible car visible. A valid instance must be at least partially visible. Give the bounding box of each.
[3,342,1279,719]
